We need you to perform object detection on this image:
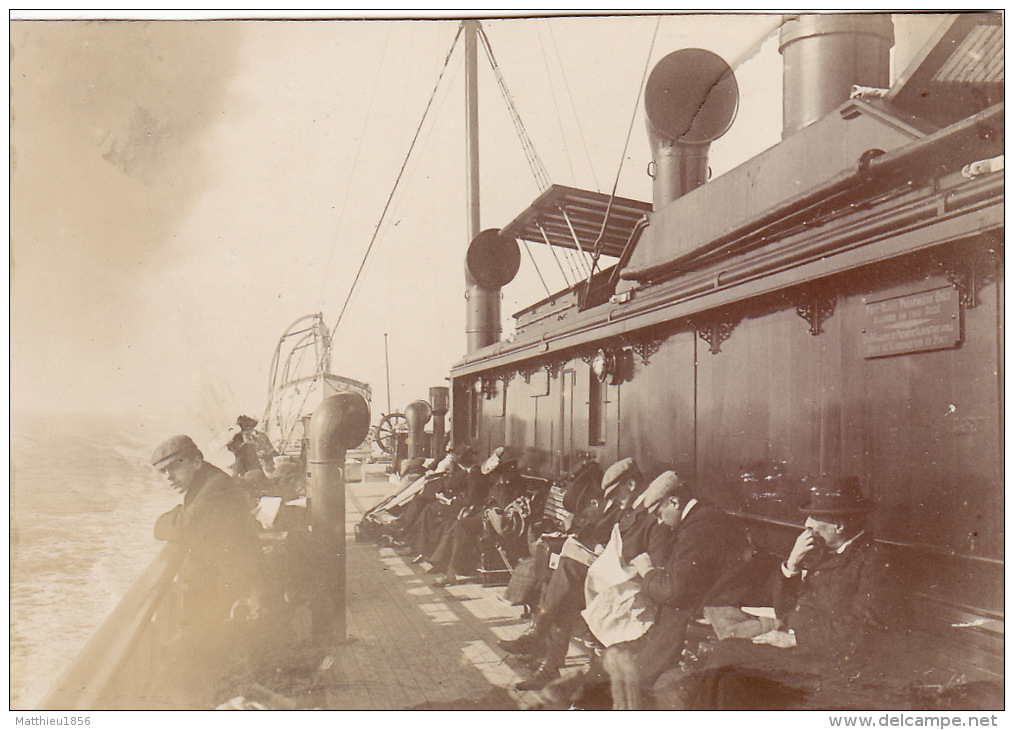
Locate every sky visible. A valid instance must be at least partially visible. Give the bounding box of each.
[9,12,944,438]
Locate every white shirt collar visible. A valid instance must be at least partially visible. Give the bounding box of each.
[681,497,699,521]
[835,529,865,554]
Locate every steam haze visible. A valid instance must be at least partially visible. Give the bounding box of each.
[11,22,246,422]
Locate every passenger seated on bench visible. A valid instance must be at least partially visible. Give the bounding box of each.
[665,476,888,711]
[601,473,746,710]
[402,446,483,563]
[499,458,653,691]
[389,445,475,549]
[428,446,529,587]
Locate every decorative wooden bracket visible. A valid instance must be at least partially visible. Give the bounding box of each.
[787,286,837,336]
[518,365,540,385]
[622,335,665,366]
[545,357,567,380]
[688,314,739,355]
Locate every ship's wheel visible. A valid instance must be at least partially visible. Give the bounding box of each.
[375,412,409,454]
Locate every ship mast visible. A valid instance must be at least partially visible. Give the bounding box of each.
[465,19,481,242]
[463,19,501,353]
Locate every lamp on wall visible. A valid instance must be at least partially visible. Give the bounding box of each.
[591,347,633,385]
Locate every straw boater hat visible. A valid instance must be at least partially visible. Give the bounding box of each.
[799,476,875,518]
[151,434,201,470]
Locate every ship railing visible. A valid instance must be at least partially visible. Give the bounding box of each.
[37,544,187,710]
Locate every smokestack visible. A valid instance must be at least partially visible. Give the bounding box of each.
[779,14,894,137]
[644,48,739,210]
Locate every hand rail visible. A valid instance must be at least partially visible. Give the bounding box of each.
[38,543,187,710]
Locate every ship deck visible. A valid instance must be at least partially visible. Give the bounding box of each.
[217,464,590,711]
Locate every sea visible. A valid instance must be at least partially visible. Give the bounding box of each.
[9,410,235,710]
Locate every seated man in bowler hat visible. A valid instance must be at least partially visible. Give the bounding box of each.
[666,475,889,710]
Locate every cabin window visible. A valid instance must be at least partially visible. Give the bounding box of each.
[490,378,506,418]
[588,368,608,446]
[470,380,481,441]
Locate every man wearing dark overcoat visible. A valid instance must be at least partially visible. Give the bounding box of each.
[675,476,889,710]
[151,433,264,708]
[500,460,676,692]
[603,473,747,709]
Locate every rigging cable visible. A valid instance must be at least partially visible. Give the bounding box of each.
[314,25,395,310]
[588,15,661,278]
[521,237,553,297]
[478,25,551,192]
[536,22,579,189]
[546,20,601,193]
[329,22,464,338]
[276,24,465,450]
[478,24,565,293]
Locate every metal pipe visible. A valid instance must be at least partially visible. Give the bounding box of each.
[307,392,371,640]
[624,102,1004,283]
[405,399,433,460]
[779,14,894,137]
[452,172,1002,374]
[429,386,450,459]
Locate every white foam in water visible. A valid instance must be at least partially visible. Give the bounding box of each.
[9,410,200,709]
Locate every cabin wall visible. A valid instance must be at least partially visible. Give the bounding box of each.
[452,237,1001,611]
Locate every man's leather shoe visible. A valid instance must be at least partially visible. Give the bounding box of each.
[497,628,546,656]
[514,662,561,691]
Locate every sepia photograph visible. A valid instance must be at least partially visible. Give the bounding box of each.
[9,10,1004,719]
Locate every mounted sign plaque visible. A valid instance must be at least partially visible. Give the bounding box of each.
[861,286,961,359]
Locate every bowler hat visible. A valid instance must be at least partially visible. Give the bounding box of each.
[481,446,518,475]
[800,476,874,517]
[151,434,201,470]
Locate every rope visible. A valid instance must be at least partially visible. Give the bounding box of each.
[589,15,661,277]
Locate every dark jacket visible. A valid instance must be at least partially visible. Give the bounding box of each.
[617,508,674,563]
[641,499,746,611]
[155,462,262,611]
[779,532,887,656]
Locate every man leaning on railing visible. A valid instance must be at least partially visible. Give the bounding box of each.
[151,434,264,708]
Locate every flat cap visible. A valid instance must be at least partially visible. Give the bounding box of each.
[151,434,201,470]
[633,471,681,511]
[601,457,640,500]
[481,446,518,475]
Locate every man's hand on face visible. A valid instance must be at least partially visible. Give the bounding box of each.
[785,527,817,574]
